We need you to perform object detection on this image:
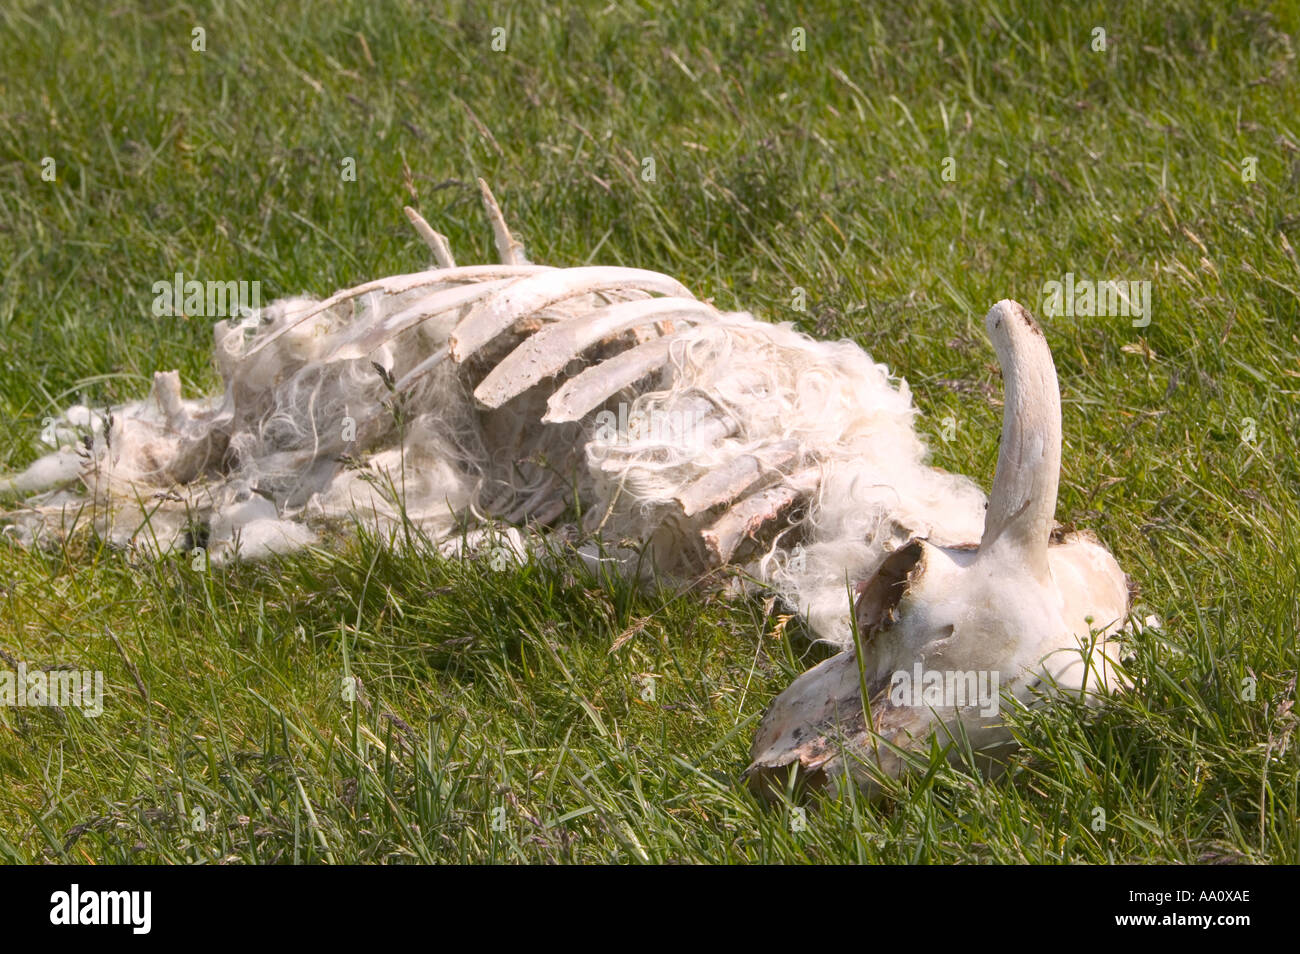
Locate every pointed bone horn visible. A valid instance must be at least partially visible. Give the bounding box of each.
[977,299,1062,583]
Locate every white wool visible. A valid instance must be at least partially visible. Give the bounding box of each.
[0,446,83,495]
[2,256,989,648]
[581,311,988,645]
[211,517,319,564]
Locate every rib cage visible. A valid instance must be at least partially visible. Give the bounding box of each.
[1,181,990,648]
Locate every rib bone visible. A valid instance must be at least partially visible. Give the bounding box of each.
[543,331,686,423]
[392,347,450,394]
[675,440,802,517]
[403,206,456,268]
[449,268,693,364]
[478,178,528,265]
[246,265,550,358]
[473,297,715,408]
[701,467,821,565]
[322,278,520,362]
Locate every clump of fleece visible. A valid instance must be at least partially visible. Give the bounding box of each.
[582,311,988,644]
[1,240,986,650]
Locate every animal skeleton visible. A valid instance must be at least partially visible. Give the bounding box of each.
[0,181,1130,796]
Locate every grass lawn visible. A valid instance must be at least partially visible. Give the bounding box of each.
[0,0,1297,863]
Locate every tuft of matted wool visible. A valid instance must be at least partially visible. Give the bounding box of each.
[1,185,987,648]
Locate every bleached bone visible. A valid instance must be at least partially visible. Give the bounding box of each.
[392,347,450,394]
[543,331,687,423]
[322,278,521,362]
[449,267,693,364]
[403,206,456,268]
[746,301,1130,800]
[676,440,802,516]
[247,265,550,358]
[478,178,529,265]
[473,296,715,408]
[702,467,821,565]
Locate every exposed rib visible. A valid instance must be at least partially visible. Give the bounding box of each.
[322,279,519,362]
[542,331,685,423]
[245,265,550,357]
[392,347,450,394]
[403,206,456,268]
[701,468,821,565]
[449,267,692,364]
[675,440,802,516]
[473,297,714,408]
[478,178,529,265]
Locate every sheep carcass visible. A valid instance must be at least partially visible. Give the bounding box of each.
[1,182,1130,795]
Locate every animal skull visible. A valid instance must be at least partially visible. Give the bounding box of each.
[747,300,1130,797]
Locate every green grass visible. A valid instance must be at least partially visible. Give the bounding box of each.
[1,0,1297,863]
